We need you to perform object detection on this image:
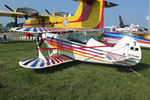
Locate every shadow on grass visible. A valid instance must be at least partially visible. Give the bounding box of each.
[82,62,150,73]
[114,63,150,73]
[0,83,4,89]
[126,63,150,72]
[141,47,150,51]
[34,60,150,74]
[34,61,80,74]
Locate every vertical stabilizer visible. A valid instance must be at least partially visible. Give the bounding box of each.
[73,0,105,28]
[119,15,129,28]
[111,36,141,66]
[119,15,125,28]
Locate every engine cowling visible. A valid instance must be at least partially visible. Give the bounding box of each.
[16,8,39,16]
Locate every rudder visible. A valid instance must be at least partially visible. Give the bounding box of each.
[111,36,141,66]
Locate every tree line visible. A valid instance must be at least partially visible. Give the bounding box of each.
[0,22,24,27]
[0,22,24,33]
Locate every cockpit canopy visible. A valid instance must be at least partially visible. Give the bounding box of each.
[59,31,102,44]
[52,12,74,17]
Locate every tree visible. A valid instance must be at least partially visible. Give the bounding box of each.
[5,22,24,27]
[18,23,24,27]
[6,22,16,27]
[0,24,3,27]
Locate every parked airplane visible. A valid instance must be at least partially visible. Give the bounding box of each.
[11,27,141,69]
[114,15,140,33]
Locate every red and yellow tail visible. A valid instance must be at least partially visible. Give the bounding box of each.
[50,0,105,29]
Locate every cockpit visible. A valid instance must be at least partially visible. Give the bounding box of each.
[52,12,74,17]
[65,31,102,44]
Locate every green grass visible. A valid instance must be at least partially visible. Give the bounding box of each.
[0,41,150,100]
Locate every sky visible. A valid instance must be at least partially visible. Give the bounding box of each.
[0,0,149,27]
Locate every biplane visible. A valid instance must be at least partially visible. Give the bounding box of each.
[11,27,141,69]
[1,0,141,68]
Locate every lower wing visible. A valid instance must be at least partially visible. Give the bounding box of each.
[19,54,74,69]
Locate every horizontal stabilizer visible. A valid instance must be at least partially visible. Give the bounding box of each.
[105,1,118,8]
[19,54,74,69]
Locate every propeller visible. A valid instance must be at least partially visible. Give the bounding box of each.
[4,4,18,27]
[4,4,14,12]
[45,9,51,15]
[45,9,55,27]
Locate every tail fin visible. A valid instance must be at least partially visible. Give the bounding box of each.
[119,15,125,28]
[119,15,129,28]
[111,36,141,66]
[73,0,117,29]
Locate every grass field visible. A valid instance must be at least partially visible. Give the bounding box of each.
[0,40,150,100]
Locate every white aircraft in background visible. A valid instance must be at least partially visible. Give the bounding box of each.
[104,15,140,33]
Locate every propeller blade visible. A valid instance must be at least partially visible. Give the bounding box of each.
[4,5,18,26]
[24,15,28,20]
[45,9,51,15]
[4,4,14,12]
[45,9,52,26]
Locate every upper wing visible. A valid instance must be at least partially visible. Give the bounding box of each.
[0,11,50,18]
[11,27,97,33]
[0,11,25,17]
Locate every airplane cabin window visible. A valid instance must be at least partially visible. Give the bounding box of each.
[54,12,74,17]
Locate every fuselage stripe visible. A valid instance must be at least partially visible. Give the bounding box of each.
[45,37,112,64]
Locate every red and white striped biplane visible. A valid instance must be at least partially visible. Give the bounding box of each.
[11,27,142,69]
